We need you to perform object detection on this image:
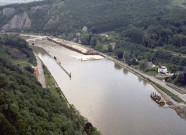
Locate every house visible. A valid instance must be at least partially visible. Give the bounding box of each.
[82,26,87,32]
[158,66,167,74]
[158,66,173,76]
[33,68,38,75]
[101,33,108,38]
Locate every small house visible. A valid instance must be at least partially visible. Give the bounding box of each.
[101,33,109,38]
[158,66,167,74]
[34,68,38,75]
[158,66,173,76]
[82,26,87,32]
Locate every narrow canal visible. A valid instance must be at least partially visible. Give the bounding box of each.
[32,41,186,135]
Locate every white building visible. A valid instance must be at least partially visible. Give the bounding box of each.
[82,26,87,32]
[101,33,109,38]
[158,66,173,76]
[158,66,167,74]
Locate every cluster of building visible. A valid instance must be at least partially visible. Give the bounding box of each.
[147,62,173,76]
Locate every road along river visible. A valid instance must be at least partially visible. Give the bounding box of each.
[32,40,186,135]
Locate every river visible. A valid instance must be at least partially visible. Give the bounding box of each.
[32,41,186,135]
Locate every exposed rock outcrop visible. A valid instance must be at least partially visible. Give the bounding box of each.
[3,8,15,16]
[31,6,45,13]
[43,15,59,29]
[1,12,31,32]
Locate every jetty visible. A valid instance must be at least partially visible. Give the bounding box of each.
[52,56,71,78]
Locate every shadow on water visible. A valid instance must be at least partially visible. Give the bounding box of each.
[123,68,128,75]
[138,77,147,86]
[114,62,122,70]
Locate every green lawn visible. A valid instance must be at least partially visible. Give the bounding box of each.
[145,71,157,76]
[42,64,61,98]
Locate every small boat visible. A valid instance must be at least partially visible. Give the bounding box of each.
[150,92,165,106]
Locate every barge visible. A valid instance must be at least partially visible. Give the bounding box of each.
[150,92,165,106]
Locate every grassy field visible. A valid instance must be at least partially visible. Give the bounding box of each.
[145,71,157,76]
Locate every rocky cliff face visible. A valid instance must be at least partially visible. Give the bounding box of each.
[2,8,15,16]
[1,12,31,32]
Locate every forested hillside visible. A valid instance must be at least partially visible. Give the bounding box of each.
[1,0,186,35]
[0,35,100,135]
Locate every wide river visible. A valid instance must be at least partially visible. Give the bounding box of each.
[32,41,186,135]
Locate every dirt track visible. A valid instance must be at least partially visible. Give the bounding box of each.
[36,56,46,88]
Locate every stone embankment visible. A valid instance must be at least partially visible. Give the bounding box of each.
[47,37,98,55]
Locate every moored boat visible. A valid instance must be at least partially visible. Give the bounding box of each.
[150,92,165,106]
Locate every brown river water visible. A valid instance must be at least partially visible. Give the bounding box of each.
[32,42,186,135]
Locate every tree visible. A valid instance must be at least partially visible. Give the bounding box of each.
[90,37,97,47]
[107,44,113,52]
[139,59,148,71]
[0,113,17,135]
[179,58,186,66]
[91,27,98,34]
[144,52,153,61]
[81,34,91,45]
[114,49,124,59]
[173,73,185,86]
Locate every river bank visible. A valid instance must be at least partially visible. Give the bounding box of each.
[31,39,186,135]
[20,33,186,120]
